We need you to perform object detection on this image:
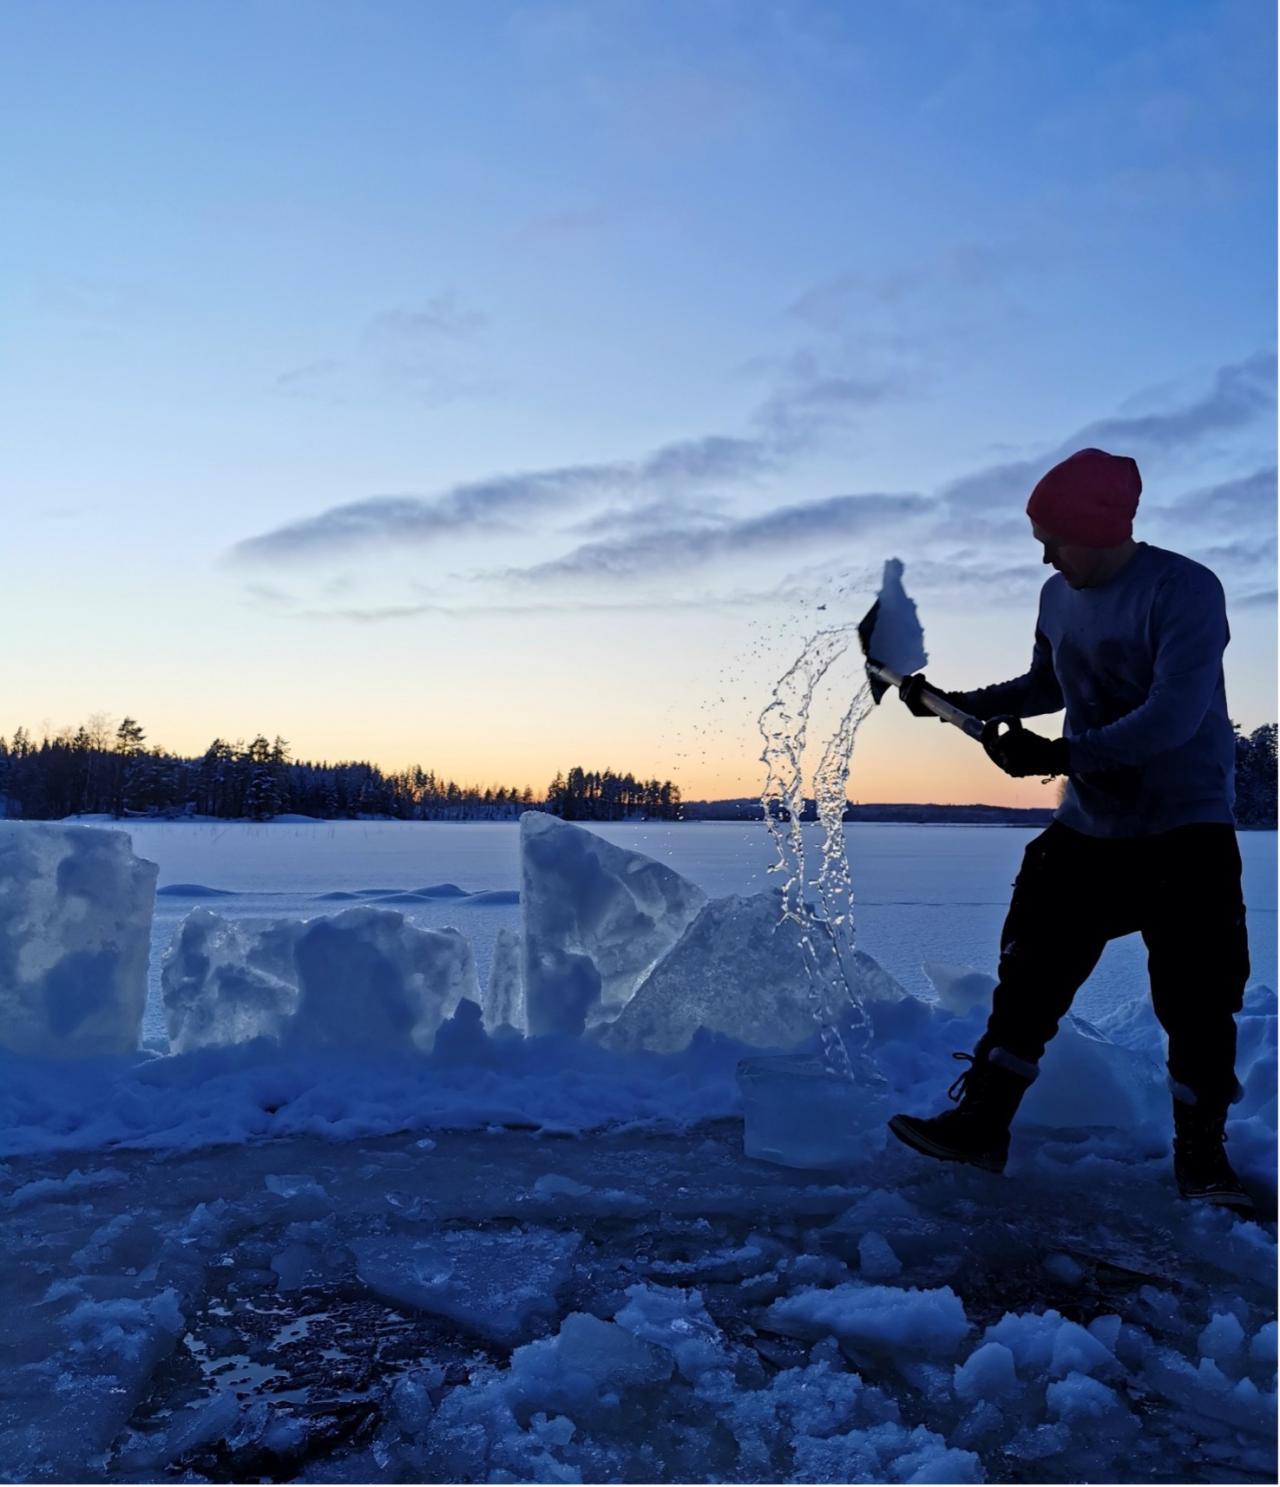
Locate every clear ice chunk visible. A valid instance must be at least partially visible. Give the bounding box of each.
[604,889,899,1057]
[351,1226,580,1345]
[520,812,706,1037]
[738,1053,887,1169]
[0,823,156,1057]
[164,905,477,1053]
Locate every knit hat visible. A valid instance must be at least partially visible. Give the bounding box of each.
[1026,448,1142,547]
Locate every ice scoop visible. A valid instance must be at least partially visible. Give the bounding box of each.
[857,559,985,741]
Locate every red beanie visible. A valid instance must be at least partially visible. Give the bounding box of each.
[1026,448,1142,547]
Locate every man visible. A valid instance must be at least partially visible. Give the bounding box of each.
[888,447,1254,1214]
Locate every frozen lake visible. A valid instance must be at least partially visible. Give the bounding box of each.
[7,818,1272,1483]
[110,820,1278,1050]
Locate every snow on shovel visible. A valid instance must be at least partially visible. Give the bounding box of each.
[857,559,985,741]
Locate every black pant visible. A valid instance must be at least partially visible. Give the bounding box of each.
[980,821,1249,1109]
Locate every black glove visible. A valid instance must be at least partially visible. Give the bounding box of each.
[899,673,958,719]
[981,718,1070,778]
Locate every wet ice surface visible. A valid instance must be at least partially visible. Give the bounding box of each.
[2,1123,1274,1484]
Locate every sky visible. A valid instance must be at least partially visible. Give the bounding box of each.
[3,0,1276,806]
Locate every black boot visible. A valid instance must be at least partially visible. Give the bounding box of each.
[1172,1093,1255,1216]
[888,1047,1037,1175]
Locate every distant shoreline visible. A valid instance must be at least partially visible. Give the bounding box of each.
[683,801,1056,826]
[37,809,1275,831]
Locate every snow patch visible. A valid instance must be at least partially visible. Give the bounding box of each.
[864,558,929,675]
[767,1282,971,1357]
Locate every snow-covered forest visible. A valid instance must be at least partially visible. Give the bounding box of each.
[0,719,681,823]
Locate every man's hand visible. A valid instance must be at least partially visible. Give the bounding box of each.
[899,673,957,719]
[981,718,1070,778]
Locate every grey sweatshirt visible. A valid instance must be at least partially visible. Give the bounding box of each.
[953,544,1237,838]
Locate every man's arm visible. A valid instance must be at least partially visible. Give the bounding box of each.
[1067,569,1229,771]
[951,626,1064,721]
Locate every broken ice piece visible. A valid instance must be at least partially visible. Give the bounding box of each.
[738,1053,887,1170]
[350,1227,580,1346]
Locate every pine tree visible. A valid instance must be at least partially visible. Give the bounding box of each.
[112,717,147,816]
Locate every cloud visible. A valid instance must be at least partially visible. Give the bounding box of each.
[938,353,1276,520]
[299,590,790,623]
[934,458,1043,519]
[230,431,777,565]
[241,582,295,606]
[893,555,1046,604]
[1072,353,1275,453]
[1195,533,1279,567]
[750,353,907,442]
[569,495,731,540]
[231,469,609,565]
[365,292,487,344]
[240,349,1274,608]
[638,433,776,483]
[272,294,489,404]
[275,359,342,390]
[1150,466,1277,530]
[507,205,612,248]
[1232,588,1277,610]
[509,491,930,584]
[788,243,1007,329]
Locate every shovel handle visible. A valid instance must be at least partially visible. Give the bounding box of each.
[867,662,985,741]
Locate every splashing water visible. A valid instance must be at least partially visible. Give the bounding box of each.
[758,624,878,1082]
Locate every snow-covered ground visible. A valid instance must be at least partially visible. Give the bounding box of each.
[0,817,1274,1483]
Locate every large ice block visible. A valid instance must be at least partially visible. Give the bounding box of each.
[290,908,476,1052]
[162,909,300,1052]
[920,964,1166,1131]
[1021,1012,1166,1131]
[602,890,904,1054]
[738,1053,887,1169]
[163,906,478,1053]
[0,823,157,1057]
[520,812,706,1037]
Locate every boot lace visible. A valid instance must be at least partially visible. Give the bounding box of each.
[1176,1114,1243,1188]
[947,1052,977,1102]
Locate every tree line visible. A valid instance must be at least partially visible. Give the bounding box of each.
[0,717,681,823]
[0,713,1265,827]
[545,766,681,821]
[1233,722,1277,828]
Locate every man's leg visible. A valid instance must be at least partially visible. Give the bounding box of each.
[890,823,1116,1173]
[1141,824,1253,1211]
[978,822,1116,1065]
